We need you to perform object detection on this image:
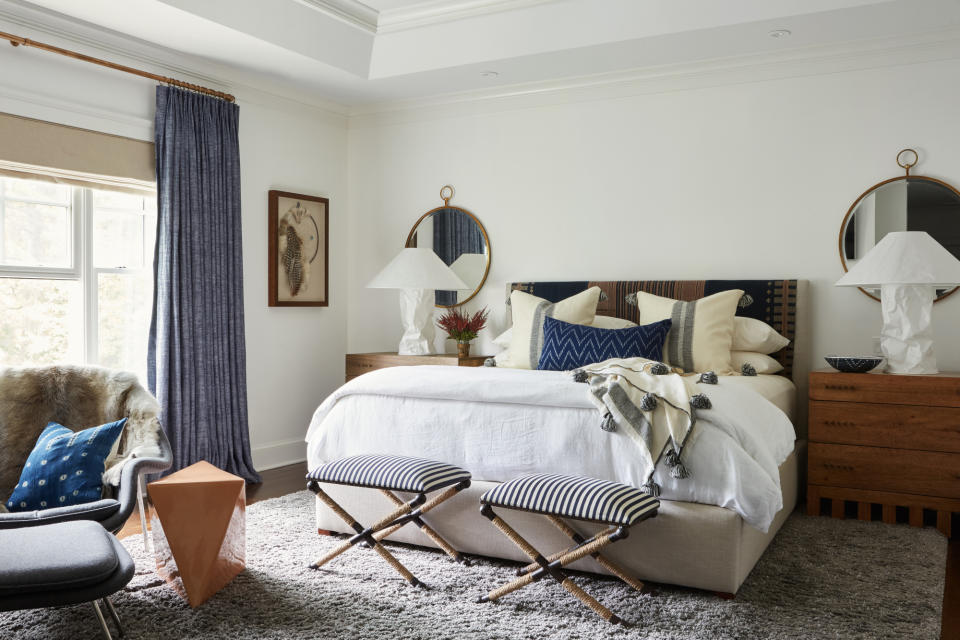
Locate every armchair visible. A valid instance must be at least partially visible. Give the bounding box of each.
[0,365,173,537]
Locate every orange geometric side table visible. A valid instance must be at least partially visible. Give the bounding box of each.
[147,460,246,607]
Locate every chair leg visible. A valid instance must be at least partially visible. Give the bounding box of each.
[102,597,125,638]
[308,484,425,587]
[91,600,114,640]
[137,473,149,552]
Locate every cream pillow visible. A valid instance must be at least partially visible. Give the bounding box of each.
[732,317,790,354]
[634,289,743,374]
[590,315,637,329]
[731,351,784,375]
[504,287,601,369]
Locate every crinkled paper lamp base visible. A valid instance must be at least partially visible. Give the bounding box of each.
[880,284,938,375]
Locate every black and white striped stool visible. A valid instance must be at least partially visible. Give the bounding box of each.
[306,454,471,588]
[478,473,659,624]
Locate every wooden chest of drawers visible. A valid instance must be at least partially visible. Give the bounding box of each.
[344,352,488,383]
[807,369,960,537]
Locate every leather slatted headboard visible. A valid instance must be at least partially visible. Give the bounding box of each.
[507,280,799,379]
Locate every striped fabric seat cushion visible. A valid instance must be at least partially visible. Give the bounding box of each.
[307,455,471,493]
[480,474,659,526]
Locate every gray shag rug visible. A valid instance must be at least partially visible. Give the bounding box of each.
[0,491,945,639]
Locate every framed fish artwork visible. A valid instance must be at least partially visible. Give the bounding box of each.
[268,190,329,307]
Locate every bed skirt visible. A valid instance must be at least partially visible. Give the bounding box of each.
[312,442,802,594]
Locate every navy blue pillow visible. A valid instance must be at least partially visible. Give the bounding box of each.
[6,418,127,512]
[537,316,672,371]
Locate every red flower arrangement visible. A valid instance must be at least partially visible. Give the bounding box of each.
[436,307,489,344]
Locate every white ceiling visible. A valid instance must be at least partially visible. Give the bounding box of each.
[6,0,960,107]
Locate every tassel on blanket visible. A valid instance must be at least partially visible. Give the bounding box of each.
[641,480,661,497]
[649,363,670,375]
[741,363,757,377]
[664,449,679,467]
[670,460,690,479]
[639,392,658,412]
[572,370,589,383]
[600,412,617,432]
[690,393,712,410]
[698,371,718,385]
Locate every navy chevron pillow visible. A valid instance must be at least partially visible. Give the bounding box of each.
[537,316,672,371]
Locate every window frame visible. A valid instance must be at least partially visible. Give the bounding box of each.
[0,177,156,372]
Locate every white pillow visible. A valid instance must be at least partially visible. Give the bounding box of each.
[732,317,790,355]
[503,287,601,369]
[590,315,637,330]
[634,289,743,374]
[731,351,784,375]
[492,328,512,349]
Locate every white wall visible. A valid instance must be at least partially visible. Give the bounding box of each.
[347,57,960,438]
[0,42,348,470]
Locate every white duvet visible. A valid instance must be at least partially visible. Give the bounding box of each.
[305,366,796,532]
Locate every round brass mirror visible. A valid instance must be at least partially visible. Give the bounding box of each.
[405,185,491,307]
[839,150,960,302]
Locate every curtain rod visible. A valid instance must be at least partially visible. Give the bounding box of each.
[2,30,236,103]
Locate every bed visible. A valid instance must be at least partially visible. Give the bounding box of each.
[306,279,807,595]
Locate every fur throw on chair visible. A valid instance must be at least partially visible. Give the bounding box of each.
[0,365,162,503]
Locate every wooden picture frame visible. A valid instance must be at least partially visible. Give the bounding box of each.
[268,190,329,307]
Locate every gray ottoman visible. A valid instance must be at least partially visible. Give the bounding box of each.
[0,520,135,639]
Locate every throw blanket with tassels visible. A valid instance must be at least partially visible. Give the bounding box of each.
[575,357,718,497]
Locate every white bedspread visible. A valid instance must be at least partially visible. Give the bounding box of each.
[305,366,796,531]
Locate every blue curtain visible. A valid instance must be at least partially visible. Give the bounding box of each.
[148,86,261,484]
[433,209,483,306]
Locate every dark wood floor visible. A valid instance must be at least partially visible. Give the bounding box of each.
[121,462,960,639]
[117,461,308,540]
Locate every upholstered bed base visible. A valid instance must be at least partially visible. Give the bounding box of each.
[313,442,802,595]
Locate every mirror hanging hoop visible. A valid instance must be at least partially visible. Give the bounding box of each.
[838,149,960,303]
[897,148,918,176]
[405,185,492,308]
[440,185,455,206]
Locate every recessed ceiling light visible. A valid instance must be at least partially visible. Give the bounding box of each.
[480,70,499,78]
[768,29,792,39]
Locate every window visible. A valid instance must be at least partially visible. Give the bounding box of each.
[0,176,156,382]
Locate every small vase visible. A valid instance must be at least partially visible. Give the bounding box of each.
[457,342,471,358]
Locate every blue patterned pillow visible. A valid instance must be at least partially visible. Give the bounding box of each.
[537,316,672,371]
[6,419,127,512]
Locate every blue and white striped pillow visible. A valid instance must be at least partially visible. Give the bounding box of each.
[537,316,672,371]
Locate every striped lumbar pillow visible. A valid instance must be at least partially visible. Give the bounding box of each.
[536,316,672,371]
[634,289,743,374]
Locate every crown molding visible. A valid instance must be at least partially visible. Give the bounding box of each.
[0,1,351,123]
[348,27,960,126]
[294,0,378,33]
[376,0,555,33]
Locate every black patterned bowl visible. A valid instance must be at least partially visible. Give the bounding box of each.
[824,355,883,373]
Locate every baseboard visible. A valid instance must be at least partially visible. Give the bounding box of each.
[252,438,307,472]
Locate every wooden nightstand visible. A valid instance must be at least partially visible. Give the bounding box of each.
[807,369,960,536]
[344,352,489,383]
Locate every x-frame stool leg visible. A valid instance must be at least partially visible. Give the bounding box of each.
[515,515,645,592]
[307,479,470,587]
[478,504,631,625]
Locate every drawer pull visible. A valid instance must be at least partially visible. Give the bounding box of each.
[823,420,857,427]
[822,463,856,472]
[824,384,857,391]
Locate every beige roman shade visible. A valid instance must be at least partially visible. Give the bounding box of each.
[0,112,155,194]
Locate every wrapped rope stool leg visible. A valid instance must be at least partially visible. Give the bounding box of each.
[305,455,472,589]
[478,473,659,625]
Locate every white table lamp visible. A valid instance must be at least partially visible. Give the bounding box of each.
[367,248,469,355]
[836,231,960,374]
